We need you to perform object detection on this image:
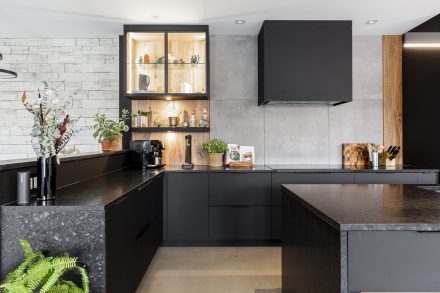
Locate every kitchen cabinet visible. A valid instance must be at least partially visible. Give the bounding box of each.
[354,173,419,184]
[106,175,163,293]
[209,173,271,206]
[122,25,209,100]
[167,173,209,240]
[106,196,131,293]
[209,206,271,240]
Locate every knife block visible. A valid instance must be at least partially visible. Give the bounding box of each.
[380,153,396,168]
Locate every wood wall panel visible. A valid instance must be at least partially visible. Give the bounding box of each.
[383,35,403,164]
[132,132,209,166]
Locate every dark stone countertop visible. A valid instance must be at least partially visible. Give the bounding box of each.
[163,165,273,172]
[282,184,440,231]
[6,168,162,209]
[267,164,439,173]
[0,151,128,172]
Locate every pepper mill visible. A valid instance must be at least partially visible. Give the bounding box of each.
[182,135,194,170]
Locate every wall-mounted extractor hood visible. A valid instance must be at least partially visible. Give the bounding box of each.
[258,20,352,106]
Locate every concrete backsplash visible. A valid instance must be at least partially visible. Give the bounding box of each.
[0,35,383,163]
[210,35,383,165]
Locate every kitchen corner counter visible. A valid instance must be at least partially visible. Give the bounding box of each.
[5,168,162,209]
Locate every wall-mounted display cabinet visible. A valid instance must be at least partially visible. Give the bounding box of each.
[123,25,209,100]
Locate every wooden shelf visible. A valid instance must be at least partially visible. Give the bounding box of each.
[131,127,210,133]
[126,93,209,101]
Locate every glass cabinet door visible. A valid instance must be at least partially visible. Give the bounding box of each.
[167,32,207,94]
[126,32,165,94]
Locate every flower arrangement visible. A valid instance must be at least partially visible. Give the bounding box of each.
[22,82,81,158]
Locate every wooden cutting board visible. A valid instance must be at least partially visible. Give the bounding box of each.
[342,143,370,166]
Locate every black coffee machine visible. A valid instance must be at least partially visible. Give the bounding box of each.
[130,140,165,169]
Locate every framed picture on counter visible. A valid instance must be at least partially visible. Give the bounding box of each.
[225,144,255,164]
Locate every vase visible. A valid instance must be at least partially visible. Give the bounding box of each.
[208,153,224,167]
[37,156,57,201]
[100,140,112,152]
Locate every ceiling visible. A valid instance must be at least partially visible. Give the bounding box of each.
[1,0,439,37]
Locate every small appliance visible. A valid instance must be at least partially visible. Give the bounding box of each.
[182,135,194,169]
[130,140,165,169]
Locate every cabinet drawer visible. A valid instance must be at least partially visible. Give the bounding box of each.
[209,173,271,206]
[271,206,282,240]
[354,173,418,184]
[348,230,440,292]
[272,173,354,205]
[209,206,271,240]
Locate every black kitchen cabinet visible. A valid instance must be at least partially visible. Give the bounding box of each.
[272,173,355,205]
[354,173,419,184]
[167,173,209,240]
[106,175,163,293]
[106,196,131,293]
[258,20,352,105]
[209,173,271,206]
[209,206,271,240]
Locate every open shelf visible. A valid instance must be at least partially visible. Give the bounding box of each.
[131,127,210,133]
[126,93,209,100]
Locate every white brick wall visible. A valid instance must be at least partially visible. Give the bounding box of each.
[0,38,119,160]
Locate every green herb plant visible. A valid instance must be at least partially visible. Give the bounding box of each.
[93,109,130,142]
[0,240,90,293]
[202,139,227,154]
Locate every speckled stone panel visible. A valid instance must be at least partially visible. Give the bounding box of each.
[0,206,105,292]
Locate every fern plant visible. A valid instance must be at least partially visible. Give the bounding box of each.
[0,240,90,293]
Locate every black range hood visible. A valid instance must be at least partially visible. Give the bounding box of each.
[258,20,352,106]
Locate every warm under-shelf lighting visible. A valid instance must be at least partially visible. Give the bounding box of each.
[404,32,440,48]
[166,96,172,101]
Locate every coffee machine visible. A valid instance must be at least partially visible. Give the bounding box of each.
[130,140,165,169]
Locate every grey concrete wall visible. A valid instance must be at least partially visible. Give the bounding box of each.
[210,35,383,165]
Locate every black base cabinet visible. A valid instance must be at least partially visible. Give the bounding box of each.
[106,174,163,293]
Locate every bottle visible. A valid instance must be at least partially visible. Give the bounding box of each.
[190,109,196,127]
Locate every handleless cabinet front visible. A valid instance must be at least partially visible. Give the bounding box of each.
[168,173,209,240]
[354,173,418,184]
[209,173,271,206]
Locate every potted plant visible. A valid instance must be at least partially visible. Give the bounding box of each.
[93,109,130,152]
[0,240,90,292]
[22,82,83,201]
[203,139,227,167]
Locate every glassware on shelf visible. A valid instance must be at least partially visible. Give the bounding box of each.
[199,107,209,127]
[190,109,197,127]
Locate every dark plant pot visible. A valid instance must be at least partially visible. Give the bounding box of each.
[37,156,57,201]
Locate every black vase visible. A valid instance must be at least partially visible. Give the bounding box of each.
[37,156,57,201]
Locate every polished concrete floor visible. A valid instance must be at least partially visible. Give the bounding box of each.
[136,247,282,293]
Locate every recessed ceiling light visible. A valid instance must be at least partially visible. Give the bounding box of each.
[235,20,246,25]
[366,19,380,25]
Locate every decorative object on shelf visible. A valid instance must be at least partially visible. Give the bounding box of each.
[93,109,130,152]
[58,145,80,156]
[0,240,90,293]
[143,52,151,64]
[23,82,83,201]
[133,110,151,128]
[203,138,227,167]
[154,56,165,64]
[182,135,194,169]
[189,109,197,127]
[135,55,143,64]
[138,74,150,92]
[173,58,185,64]
[179,82,193,93]
[0,53,17,79]
[225,144,255,167]
[199,107,209,127]
[191,54,200,64]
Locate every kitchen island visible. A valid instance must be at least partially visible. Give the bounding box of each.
[282,184,440,293]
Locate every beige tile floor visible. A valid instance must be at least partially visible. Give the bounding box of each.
[136,247,282,293]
